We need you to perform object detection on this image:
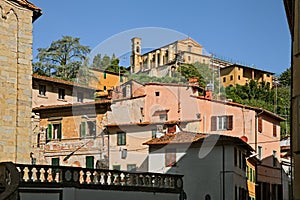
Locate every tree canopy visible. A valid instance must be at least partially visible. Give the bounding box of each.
[33,36,90,81]
[91,53,127,74]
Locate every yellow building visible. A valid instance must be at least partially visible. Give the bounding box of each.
[89,69,128,98]
[220,64,274,88]
[246,158,258,200]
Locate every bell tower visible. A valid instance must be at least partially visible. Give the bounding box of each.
[130,37,142,73]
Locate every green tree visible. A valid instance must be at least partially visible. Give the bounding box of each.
[33,36,90,81]
[278,67,291,86]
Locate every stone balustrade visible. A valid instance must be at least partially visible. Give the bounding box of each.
[15,164,183,193]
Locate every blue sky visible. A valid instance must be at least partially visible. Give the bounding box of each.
[30,0,291,75]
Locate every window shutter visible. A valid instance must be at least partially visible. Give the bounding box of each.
[57,123,62,139]
[80,122,86,137]
[273,124,277,137]
[47,124,52,140]
[258,117,263,133]
[86,156,94,169]
[227,115,233,130]
[211,116,217,131]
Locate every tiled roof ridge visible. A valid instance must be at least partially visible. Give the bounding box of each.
[12,0,41,11]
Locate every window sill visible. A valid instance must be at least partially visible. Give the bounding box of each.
[38,95,48,99]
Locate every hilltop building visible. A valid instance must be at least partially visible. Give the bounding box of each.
[0,0,41,163]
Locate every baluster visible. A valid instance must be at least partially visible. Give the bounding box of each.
[100,172,105,185]
[31,167,37,182]
[92,171,98,184]
[17,166,25,182]
[105,172,110,185]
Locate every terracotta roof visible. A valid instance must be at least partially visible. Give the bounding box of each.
[32,74,95,90]
[221,64,274,75]
[143,131,208,145]
[143,132,254,152]
[32,100,111,111]
[11,0,42,21]
[192,95,285,121]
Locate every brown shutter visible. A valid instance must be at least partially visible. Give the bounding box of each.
[227,115,233,130]
[273,124,277,137]
[211,116,217,131]
[258,117,262,133]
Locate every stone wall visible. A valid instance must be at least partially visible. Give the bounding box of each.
[0,0,35,163]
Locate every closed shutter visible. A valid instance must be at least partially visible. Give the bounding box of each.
[86,156,94,169]
[57,123,62,139]
[47,124,52,140]
[258,117,263,133]
[273,124,277,137]
[227,115,233,130]
[80,122,86,137]
[211,116,217,131]
[51,158,59,166]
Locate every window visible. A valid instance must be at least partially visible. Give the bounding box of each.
[258,117,263,133]
[112,165,120,170]
[230,75,233,81]
[211,116,233,131]
[159,114,168,121]
[51,158,59,166]
[234,148,237,166]
[223,77,226,82]
[47,123,62,141]
[127,164,136,172]
[165,148,176,167]
[117,132,126,145]
[152,129,157,138]
[188,56,191,61]
[258,146,262,160]
[273,150,277,167]
[86,156,94,169]
[80,121,96,137]
[155,91,160,96]
[104,72,107,79]
[188,45,192,52]
[39,85,46,96]
[77,92,84,103]
[120,75,123,82]
[273,124,277,137]
[104,86,107,91]
[58,88,65,99]
[238,75,241,80]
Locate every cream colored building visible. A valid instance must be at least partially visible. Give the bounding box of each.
[220,64,274,88]
[130,37,211,77]
[0,0,41,164]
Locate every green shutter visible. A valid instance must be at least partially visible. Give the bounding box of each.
[47,124,52,140]
[86,156,94,169]
[104,72,107,79]
[57,123,62,139]
[80,122,86,137]
[51,158,59,166]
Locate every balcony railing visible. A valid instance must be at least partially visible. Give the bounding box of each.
[15,164,183,193]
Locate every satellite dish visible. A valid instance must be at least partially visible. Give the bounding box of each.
[240,136,248,143]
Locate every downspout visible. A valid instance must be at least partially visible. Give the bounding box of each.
[222,142,225,200]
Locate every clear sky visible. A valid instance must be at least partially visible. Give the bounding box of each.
[30,0,291,75]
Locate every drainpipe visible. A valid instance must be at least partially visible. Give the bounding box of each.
[222,142,225,200]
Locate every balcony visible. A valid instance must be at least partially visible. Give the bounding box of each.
[0,162,183,199]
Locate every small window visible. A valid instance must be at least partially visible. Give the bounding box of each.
[77,92,84,103]
[112,165,121,170]
[104,86,107,91]
[104,72,107,79]
[211,115,233,131]
[87,121,96,136]
[258,146,262,160]
[258,117,263,133]
[159,114,168,121]
[152,129,157,138]
[230,75,233,81]
[223,77,226,82]
[51,158,59,166]
[86,156,94,169]
[39,85,46,96]
[155,91,160,96]
[273,150,277,167]
[47,123,62,141]
[238,75,241,80]
[165,148,176,167]
[188,56,191,61]
[117,132,126,145]
[120,75,123,82]
[127,164,137,172]
[273,124,277,137]
[188,45,192,52]
[58,88,65,99]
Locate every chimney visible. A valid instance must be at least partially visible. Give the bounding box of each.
[205,82,214,99]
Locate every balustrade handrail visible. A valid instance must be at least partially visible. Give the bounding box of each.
[14,164,183,193]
